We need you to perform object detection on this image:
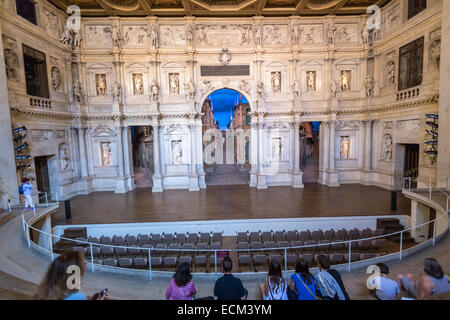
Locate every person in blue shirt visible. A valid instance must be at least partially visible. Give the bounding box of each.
[369,263,400,300]
[20,178,34,209]
[34,251,103,300]
[289,258,320,300]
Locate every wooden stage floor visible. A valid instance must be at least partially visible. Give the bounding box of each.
[51,184,411,226]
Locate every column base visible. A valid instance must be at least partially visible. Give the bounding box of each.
[249,172,257,187]
[189,175,200,192]
[115,177,129,194]
[291,171,304,188]
[152,175,164,192]
[326,170,340,187]
[77,177,94,194]
[256,174,267,189]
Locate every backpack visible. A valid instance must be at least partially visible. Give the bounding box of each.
[18,185,24,195]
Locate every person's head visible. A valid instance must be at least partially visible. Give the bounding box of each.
[173,262,192,287]
[423,258,444,279]
[296,258,313,284]
[317,255,331,271]
[34,251,86,300]
[268,259,282,279]
[21,177,27,183]
[222,256,233,274]
[376,263,389,276]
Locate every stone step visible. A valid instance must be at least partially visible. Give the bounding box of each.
[63,227,87,239]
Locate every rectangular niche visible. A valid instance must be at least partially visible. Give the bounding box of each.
[100,142,113,166]
[171,140,183,165]
[339,136,351,160]
[132,73,144,95]
[168,73,180,95]
[95,73,107,96]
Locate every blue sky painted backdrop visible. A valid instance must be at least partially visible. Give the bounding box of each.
[208,89,248,129]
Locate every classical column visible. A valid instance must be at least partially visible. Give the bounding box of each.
[196,118,206,189]
[249,115,259,187]
[85,127,95,177]
[329,121,336,171]
[292,118,304,188]
[189,116,200,191]
[152,123,163,192]
[364,120,373,171]
[116,126,125,178]
[318,122,329,185]
[70,127,80,179]
[257,114,267,189]
[78,127,88,179]
[358,121,366,170]
[0,26,19,207]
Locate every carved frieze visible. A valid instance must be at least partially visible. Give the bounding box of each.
[160,25,186,47]
[85,25,113,48]
[263,24,288,46]
[195,24,253,47]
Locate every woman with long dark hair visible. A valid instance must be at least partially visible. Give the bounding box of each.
[165,262,198,300]
[289,258,319,300]
[259,259,288,300]
[397,258,450,299]
[35,251,92,300]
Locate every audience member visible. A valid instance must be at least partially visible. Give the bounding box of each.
[165,262,197,300]
[34,251,102,300]
[397,258,450,299]
[214,257,248,300]
[259,259,288,300]
[368,263,400,300]
[289,258,319,300]
[315,255,346,300]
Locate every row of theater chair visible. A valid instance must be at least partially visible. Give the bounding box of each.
[236,238,387,254]
[236,228,385,244]
[237,252,386,273]
[85,252,385,273]
[79,232,224,246]
[72,241,225,259]
[88,255,224,273]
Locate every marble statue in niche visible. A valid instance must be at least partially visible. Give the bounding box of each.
[171,140,183,165]
[340,136,350,159]
[59,143,69,171]
[362,26,370,45]
[151,25,159,49]
[73,80,82,103]
[150,81,159,101]
[101,142,112,166]
[271,137,282,161]
[271,72,281,93]
[185,80,196,100]
[169,73,179,95]
[292,80,300,99]
[429,40,441,72]
[51,67,62,91]
[383,134,393,161]
[133,73,144,95]
[340,70,351,91]
[112,82,121,102]
[72,29,82,49]
[366,76,375,97]
[387,61,395,84]
[327,23,337,45]
[4,48,19,80]
[255,26,263,46]
[306,71,316,92]
[257,81,265,100]
[96,74,107,96]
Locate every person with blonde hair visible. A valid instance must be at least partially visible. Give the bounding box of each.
[34,251,103,300]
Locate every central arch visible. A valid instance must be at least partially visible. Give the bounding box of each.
[200,88,252,186]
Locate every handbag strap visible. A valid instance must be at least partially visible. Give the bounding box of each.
[296,273,319,300]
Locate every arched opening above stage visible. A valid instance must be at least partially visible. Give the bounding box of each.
[201,88,250,186]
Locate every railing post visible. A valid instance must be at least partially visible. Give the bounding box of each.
[49,233,54,261]
[348,241,351,272]
[45,192,48,207]
[214,250,217,275]
[429,176,432,199]
[399,231,403,261]
[433,220,436,246]
[26,224,31,248]
[90,243,95,272]
[147,248,152,280]
[284,248,287,274]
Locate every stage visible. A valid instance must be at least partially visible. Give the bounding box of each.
[51,184,411,226]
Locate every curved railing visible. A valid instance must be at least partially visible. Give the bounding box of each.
[6,191,59,215]
[21,205,449,280]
